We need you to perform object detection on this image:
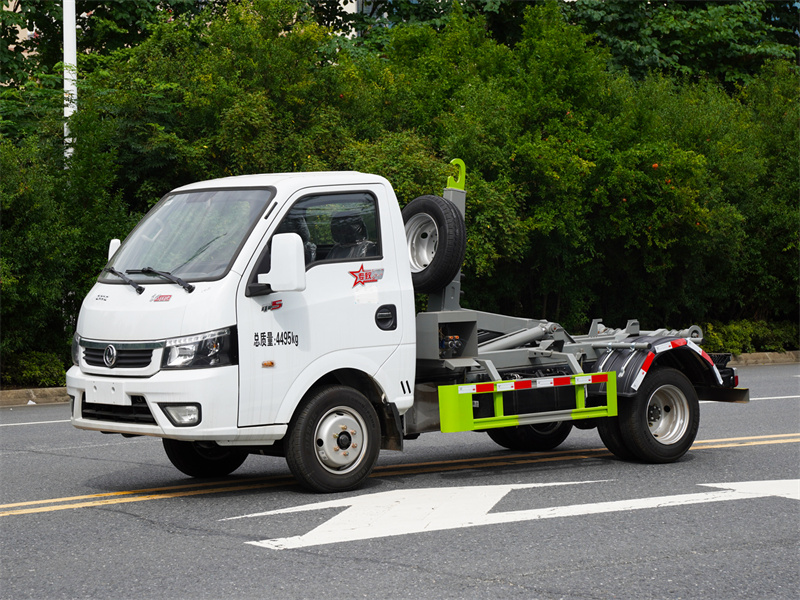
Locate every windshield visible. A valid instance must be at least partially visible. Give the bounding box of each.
[102,188,274,284]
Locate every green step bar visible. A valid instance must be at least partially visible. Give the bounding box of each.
[438,372,618,433]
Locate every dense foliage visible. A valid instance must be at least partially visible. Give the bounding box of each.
[1,0,224,84]
[1,0,798,386]
[566,0,799,85]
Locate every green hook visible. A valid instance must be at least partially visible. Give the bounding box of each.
[447,158,466,191]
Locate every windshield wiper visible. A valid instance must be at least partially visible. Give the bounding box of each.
[126,267,195,293]
[103,267,145,295]
[171,233,227,272]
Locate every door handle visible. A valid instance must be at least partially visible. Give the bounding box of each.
[375,305,397,331]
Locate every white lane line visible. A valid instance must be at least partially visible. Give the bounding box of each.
[0,419,70,427]
[701,395,799,404]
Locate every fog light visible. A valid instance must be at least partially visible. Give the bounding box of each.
[160,403,202,427]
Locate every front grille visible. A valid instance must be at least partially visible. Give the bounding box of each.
[81,394,157,425]
[84,347,153,369]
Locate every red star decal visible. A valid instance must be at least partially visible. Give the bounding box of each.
[349,264,375,287]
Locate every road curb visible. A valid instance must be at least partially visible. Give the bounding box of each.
[1,351,797,408]
[727,350,799,367]
[0,387,69,408]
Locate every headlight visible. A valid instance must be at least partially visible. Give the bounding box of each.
[71,333,81,366]
[161,328,237,369]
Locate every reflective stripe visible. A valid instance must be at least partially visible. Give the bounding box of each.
[634,338,724,390]
[631,352,656,391]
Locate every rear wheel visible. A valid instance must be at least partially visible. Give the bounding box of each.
[285,385,381,493]
[162,439,248,478]
[597,410,638,461]
[617,368,699,463]
[487,421,573,451]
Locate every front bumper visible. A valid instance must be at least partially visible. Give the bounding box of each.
[66,366,286,445]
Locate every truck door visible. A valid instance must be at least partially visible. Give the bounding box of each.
[236,186,405,427]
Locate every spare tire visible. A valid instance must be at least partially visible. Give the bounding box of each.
[402,195,466,293]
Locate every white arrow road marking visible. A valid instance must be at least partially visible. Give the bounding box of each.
[224,480,605,548]
[227,479,799,550]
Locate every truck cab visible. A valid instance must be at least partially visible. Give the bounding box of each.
[68,172,416,490]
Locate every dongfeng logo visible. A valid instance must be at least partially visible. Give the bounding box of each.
[103,345,118,368]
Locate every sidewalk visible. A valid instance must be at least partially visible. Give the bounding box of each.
[2,352,797,408]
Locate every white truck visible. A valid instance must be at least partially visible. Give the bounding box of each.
[67,162,748,492]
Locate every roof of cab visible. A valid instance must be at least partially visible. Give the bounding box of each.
[171,171,387,193]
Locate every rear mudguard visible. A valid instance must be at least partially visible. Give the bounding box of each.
[591,336,728,398]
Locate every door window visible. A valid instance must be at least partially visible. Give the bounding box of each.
[276,192,381,266]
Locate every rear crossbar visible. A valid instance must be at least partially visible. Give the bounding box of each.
[438,372,618,433]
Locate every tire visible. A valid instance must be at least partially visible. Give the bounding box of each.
[162,439,248,478]
[402,195,466,293]
[617,367,699,463]
[487,421,573,451]
[285,385,381,493]
[597,409,638,461]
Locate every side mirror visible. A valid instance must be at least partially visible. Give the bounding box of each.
[257,233,306,292]
[108,239,121,261]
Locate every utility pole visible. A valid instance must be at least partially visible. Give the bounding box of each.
[63,0,77,160]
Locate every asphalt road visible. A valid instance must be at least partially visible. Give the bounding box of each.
[1,364,798,600]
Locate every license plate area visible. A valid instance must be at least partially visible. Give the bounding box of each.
[85,379,130,406]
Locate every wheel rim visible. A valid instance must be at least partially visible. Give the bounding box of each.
[313,406,369,474]
[646,384,690,445]
[405,213,439,274]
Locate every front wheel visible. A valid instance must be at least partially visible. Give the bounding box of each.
[487,421,573,451]
[285,385,381,493]
[617,367,699,463]
[162,439,248,478]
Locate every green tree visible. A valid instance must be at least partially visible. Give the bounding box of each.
[0,59,136,385]
[566,0,798,85]
[735,60,800,320]
[2,0,797,386]
[0,0,224,85]
[0,137,74,361]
